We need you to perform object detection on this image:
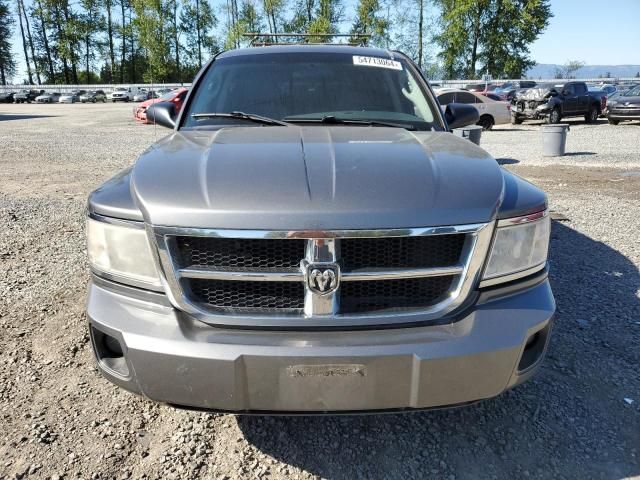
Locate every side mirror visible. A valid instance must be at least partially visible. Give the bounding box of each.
[444,103,480,130]
[146,101,177,129]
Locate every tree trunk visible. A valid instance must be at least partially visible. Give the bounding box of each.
[196,0,202,67]
[120,0,125,83]
[106,0,115,81]
[173,0,179,81]
[62,2,79,83]
[468,3,481,78]
[128,5,134,81]
[16,0,34,84]
[35,0,55,80]
[1,66,6,85]
[21,0,41,84]
[53,4,70,83]
[417,0,423,69]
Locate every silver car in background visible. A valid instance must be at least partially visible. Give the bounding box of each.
[35,92,61,103]
[59,90,87,103]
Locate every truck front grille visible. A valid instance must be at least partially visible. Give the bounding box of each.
[176,237,305,271]
[189,279,305,311]
[155,223,492,326]
[341,235,466,271]
[340,276,455,314]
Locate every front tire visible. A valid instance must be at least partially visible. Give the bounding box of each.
[608,118,620,125]
[478,115,495,131]
[92,98,96,103]
[547,108,561,124]
[511,115,523,125]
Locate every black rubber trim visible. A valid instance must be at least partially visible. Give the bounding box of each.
[167,399,484,416]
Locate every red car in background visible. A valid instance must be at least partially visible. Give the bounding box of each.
[134,88,188,124]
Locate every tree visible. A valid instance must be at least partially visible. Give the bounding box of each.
[350,0,389,47]
[554,60,584,79]
[0,0,16,84]
[435,0,552,79]
[636,72,640,78]
[16,0,33,83]
[79,0,103,83]
[31,0,55,81]
[132,0,172,81]
[307,0,343,42]
[180,0,217,70]
[19,0,41,83]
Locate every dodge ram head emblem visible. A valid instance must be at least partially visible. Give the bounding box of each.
[304,263,340,295]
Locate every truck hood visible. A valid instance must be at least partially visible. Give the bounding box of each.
[131,126,504,230]
[514,86,558,101]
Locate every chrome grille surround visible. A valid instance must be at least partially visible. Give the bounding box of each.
[150,222,494,328]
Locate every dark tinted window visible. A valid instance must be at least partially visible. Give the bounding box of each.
[574,83,587,94]
[456,91,478,104]
[183,52,441,131]
[564,84,576,95]
[437,93,455,105]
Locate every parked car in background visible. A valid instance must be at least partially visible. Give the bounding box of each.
[59,90,87,103]
[464,83,498,93]
[510,82,606,124]
[80,90,107,103]
[35,92,62,103]
[436,88,510,130]
[110,86,143,102]
[598,84,617,95]
[133,91,151,102]
[14,89,44,103]
[87,45,554,414]
[481,92,505,102]
[0,91,15,103]
[494,81,537,101]
[607,84,640,124]
[134,87,188,124]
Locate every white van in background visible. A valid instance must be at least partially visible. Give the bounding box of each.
[109,86,143,102]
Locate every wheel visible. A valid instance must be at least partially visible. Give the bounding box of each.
[585,105,599,123]
[478,115,495,130]
[547,108,561,124]
[112,99,116,103]
[92,98,96,103]
[103,98,107,103]
[125,97,130,102]
[608,118,619,125]
[510,114,523,125]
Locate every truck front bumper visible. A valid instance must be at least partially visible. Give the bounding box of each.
[87,275,555,413]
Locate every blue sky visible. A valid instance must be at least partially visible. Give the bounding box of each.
[529,0,640,65]
[8,0,640,82]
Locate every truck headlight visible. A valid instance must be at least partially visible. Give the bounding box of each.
[87,217,162,289]
[481,211,550,285]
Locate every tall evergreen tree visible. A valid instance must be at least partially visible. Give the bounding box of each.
[16,0,33,83]
[0,0,16,84]
[350,0,388,47]
[180,0,217,69]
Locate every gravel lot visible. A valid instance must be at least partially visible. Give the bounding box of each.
[0,103,638,480]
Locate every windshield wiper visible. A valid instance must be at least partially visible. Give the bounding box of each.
[191,111,291,126]
[282,115,417,131]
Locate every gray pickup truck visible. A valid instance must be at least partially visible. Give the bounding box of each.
[86,45,555,413]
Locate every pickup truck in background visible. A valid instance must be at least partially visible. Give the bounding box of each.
[510,81,607,124]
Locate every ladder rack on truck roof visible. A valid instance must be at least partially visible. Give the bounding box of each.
[243,32,372,46]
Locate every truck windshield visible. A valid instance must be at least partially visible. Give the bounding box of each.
[182,52,442,131]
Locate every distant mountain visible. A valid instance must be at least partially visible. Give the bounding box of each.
[525,64,640,79]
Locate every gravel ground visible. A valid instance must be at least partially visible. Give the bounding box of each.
[0,103,638,480]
